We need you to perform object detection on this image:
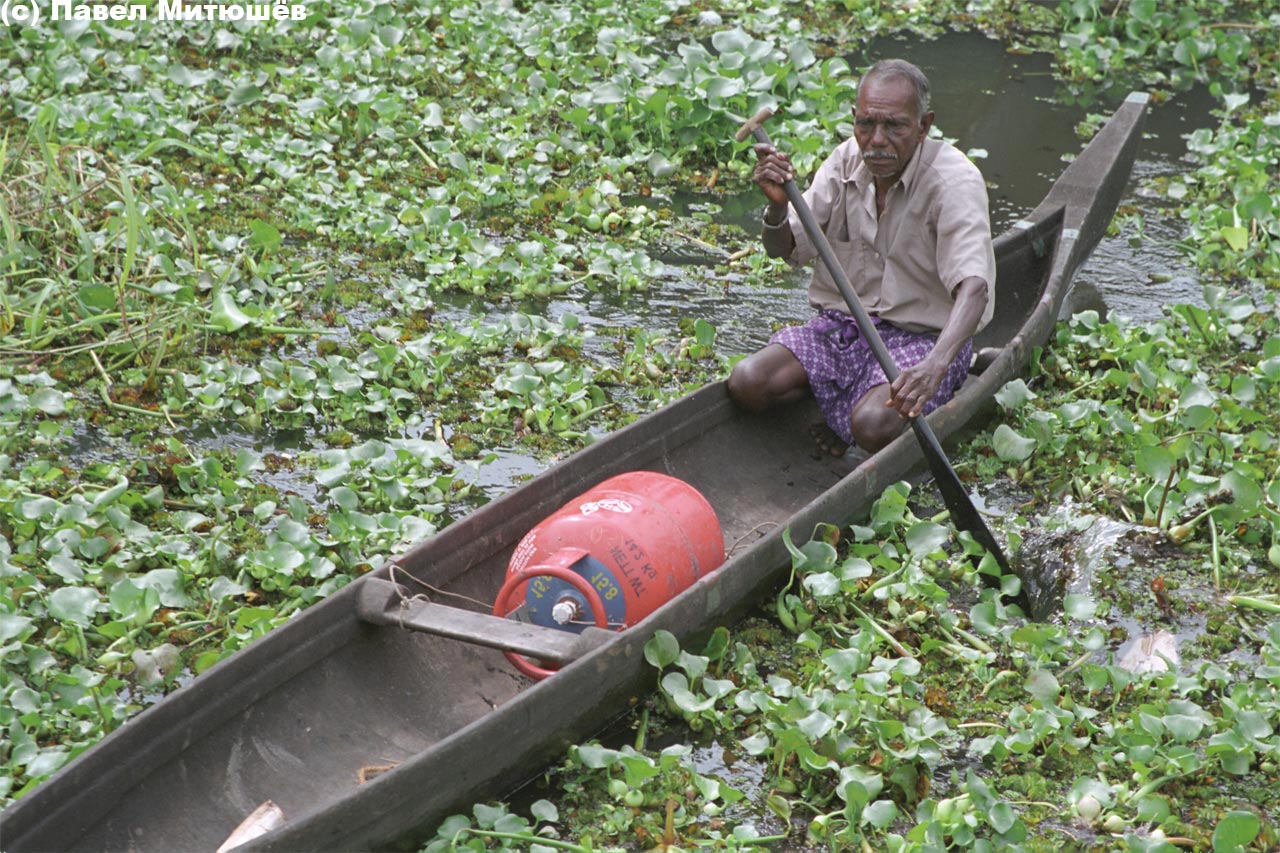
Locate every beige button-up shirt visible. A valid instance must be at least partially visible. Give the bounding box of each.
[784,136,996,335]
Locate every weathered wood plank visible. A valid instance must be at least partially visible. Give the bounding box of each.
[357,578,610,664]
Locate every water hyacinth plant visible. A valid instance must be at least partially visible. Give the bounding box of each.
[2,0,1278,846]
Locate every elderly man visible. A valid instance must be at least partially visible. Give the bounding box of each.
[727,58,995,455]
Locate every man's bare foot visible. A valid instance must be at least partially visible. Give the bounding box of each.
[809,423,849,458]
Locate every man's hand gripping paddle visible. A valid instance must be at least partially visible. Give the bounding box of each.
[736,107,1015,584]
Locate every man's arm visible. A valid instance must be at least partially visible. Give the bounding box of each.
[886,276,988,418]
[752,143,796,258]
[761,202,796,257]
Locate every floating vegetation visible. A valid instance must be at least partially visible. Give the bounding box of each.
[1,0,1277,844]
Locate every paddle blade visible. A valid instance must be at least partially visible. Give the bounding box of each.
[909,418,1010,574]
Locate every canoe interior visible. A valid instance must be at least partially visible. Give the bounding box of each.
[0,94,1147,853]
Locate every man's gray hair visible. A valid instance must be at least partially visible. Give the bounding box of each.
[858,59,931,118]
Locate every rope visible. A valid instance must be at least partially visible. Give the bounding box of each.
[388,562,496,612]
[727,522,779,558]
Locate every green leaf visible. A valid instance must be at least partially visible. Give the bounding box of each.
[1239,190,1272,222]
[969,601,998,635]
[247,219,283,254]
[10,686,41,714]
[1212,811,1260,853]
[992,424,1036,461]
[787,40,816,69]
[1222,92,1251,113]
[644,630,680,669]
[702,626,730,662]
[765,792,792,822]
[1135,444,1175,482]
[711,28,753,54]
[529,799,557,823]
[109,578,159,624]
[590,83,626,105]
[296,96,327,116]
[823,647,866,682]
[78,283,116,312]
[226,83,263,107]
[802,572,840,597]
[1230,375,1256,403]
[472,802,505,830]
[330,487,359,512]
[705,76,745,101]
[1220,294,1257,322]
[573,744,618,769]
[1172,36,1209,65]
[1164,713,1204,742]
[0,612,34,644]
[29,388,67,416]
[995,378,1035,410]
[25,748,70,779]
[863,799,898,828]
[676,650,708,682]
[1136,795,1171,823]
[141,569,192,608]
[1025,669,1060,704]
[797,710,835,740]
[48,587,101,627]
[905,521,950,555]
[1219,226,1249,252]
[647,152,677,179]
[1129,0,1155,21]
[839,557,873,581]
[662,672,715,713]
[210,289,252,333]
[1220,469,1261,512]
[988,801,1017,834]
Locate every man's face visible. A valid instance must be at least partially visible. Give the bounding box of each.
[852,75,934,183]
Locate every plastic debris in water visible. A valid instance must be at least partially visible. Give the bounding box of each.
[1116,630,1179,674]
[131,643,181,687]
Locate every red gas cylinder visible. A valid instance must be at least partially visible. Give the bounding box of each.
[493,471,724,679]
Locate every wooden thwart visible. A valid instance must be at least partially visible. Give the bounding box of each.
[356,578,613,665]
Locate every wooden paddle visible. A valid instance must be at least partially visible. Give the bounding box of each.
[736,107,1013,579]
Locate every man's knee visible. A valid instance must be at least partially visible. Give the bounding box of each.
[727,361,757,410]
[727,358,771,411]
[727,346,807,412]
[850,389,907,452]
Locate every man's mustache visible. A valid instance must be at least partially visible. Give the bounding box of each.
[864,150,898,162]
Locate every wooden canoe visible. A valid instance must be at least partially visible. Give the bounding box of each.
[0,93,1147,853]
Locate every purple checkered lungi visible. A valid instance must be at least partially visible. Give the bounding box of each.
[771,309,973,446]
